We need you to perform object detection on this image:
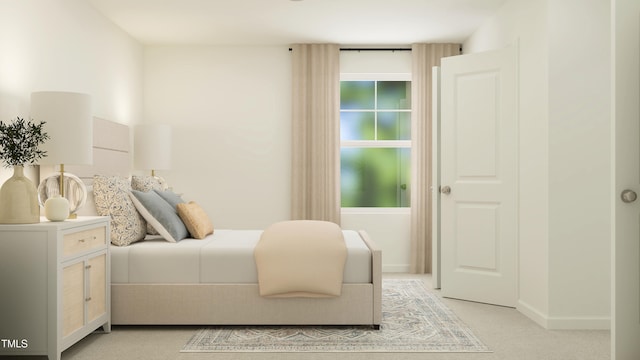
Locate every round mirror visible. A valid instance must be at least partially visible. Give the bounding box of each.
[38,173,87,215]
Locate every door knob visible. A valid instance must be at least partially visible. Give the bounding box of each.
[441,186,451,195]
[621,189,638,203]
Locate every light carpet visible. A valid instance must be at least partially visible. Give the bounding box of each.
[181,279,490,353]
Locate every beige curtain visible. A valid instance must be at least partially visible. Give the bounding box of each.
[410,43,461,274]
[290,44,341,224]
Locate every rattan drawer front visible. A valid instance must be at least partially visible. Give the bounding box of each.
[63,226,106,257]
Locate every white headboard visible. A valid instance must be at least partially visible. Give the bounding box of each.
[71,117,130,185]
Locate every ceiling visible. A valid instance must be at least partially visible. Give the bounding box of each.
[87,0,508,46]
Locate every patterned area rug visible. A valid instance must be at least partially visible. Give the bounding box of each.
[181,279,490,353]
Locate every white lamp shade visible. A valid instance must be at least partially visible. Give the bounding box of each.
[134,124,172,171]
[31,91,93,165]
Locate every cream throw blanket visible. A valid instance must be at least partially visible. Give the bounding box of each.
[254,220,347,298]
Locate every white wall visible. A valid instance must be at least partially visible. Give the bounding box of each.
[342,210,411,272]
[0,0,143,183]
[547,0,611,328]
[143,46,292,230]
[464,0,611,329]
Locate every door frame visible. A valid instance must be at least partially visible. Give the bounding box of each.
[611,0,640,358]
[432,66,442,289]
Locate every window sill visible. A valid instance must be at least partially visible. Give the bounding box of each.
[341,207,410,215]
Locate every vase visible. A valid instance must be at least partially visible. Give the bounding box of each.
[0,165,40,224]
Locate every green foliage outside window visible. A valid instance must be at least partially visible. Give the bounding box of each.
[341,148,410,207]
[340,80,411,207]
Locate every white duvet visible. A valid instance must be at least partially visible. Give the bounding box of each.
[110,229,372,285]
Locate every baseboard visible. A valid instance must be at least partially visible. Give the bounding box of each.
[383,264,410,273]
[517,300,548,328]
[545,316,610,330]
[517,300,610,330]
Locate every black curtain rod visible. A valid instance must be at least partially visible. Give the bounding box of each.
[340,47,411,52]
[288,47,412,52]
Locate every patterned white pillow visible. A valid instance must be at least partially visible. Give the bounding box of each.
[93,175,146,246]
[131,175,169,235]
[131,175,168,192]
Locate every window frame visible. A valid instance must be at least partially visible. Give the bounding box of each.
[340,73,412,211]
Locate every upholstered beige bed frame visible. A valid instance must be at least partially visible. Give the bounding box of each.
[111,230,382,327]
[69,118,383,328]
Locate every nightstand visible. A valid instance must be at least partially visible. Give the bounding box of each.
[0,216,111,360]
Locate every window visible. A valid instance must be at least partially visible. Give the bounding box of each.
[340,79,411,208]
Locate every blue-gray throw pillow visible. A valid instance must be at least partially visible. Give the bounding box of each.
[129,190,189,243]
[154,189,185,209]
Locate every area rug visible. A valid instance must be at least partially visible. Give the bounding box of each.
[181,279,490,353]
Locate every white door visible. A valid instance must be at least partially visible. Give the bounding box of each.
[439,46,517,307]
[612,0,640,358]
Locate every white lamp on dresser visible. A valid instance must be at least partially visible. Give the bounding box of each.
[30,91,93,221]
[134,123,172,177]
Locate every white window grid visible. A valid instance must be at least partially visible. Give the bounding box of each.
[339,74,412,209]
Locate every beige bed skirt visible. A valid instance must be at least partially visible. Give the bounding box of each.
[111,230,382,327]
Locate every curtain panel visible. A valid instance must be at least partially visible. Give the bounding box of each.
[290,44,341,224]
[410,43,461,274]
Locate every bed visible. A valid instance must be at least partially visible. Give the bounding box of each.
[55,118,382,328]
[110,228,381,326]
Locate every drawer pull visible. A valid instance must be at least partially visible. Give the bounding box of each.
[85,297,92,302]
[63,227,106,257]
[78,236,99,244]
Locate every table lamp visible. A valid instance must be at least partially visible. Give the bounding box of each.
[134,124,172,177]
[31,91,92,221]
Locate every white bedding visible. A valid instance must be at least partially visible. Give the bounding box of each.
[110,229,372,284]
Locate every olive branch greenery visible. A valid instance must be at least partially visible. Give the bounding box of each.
[0,117,49,168]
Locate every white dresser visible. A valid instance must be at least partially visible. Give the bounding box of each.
[0,217,111,360]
